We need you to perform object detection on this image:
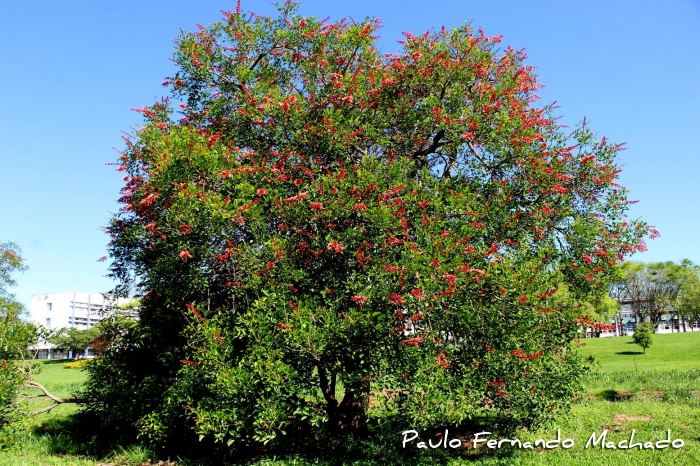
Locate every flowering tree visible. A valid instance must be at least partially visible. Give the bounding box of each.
[87,1,650,453]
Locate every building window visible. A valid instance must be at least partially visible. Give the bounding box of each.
[47,303,52,311]
[46,318,51,326]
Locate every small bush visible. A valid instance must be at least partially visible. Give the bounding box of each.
[63,359,90,370]
[633,325,654,353]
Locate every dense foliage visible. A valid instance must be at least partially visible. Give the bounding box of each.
[85,1,650,456]
[0,242,36,434]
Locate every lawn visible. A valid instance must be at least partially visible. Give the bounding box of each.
[1,334,699,465]
[576,332,700,372]
[31,359,89,394]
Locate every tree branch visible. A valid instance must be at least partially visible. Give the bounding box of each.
[24,380,97,415]
[411,129,445,168]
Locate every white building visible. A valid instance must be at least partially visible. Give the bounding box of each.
[29,291,133,358]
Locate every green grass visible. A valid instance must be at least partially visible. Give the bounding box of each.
[576,332,700,372]
[21,359,89,426]
[2,336,700,465]
[31,359,89,395]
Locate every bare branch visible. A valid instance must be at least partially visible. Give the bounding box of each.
[32,403,59,415]
[23,380,97,415]
[465,140,491,169]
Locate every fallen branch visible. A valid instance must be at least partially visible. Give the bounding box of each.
[24,380,97,415]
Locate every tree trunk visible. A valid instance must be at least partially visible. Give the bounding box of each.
[330,381,370,436]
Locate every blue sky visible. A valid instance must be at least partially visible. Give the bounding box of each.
[2,0,699,310]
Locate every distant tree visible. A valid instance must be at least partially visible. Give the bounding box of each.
[615,261,690,326]
[633,323,654,353]
[49,326,102,358]
[614,260,699,331]
[667,260,700,332]
[675,273,700,330]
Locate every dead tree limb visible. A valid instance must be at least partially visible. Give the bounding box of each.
[24,380,97,415]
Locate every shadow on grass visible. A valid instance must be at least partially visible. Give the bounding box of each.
[29,414,519,465]
[29,411,149,464]
[34,359,76,365]
[615,351,644,355]
[238,420,519,466]
[596,389,635,401]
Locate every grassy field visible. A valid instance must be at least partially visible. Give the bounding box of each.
[1,333,699,465]
[0,361,152,466]
[577,332,700,372]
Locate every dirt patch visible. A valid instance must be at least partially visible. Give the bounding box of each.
[612,391,634,401]
[613,414,652,425]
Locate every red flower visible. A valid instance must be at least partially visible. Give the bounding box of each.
[582,255,594,264]
[350,295,368,306]
[327,241,344,254]
[486,380,506,387]
[180,224,192,234]
[284,192,309,204]
[256,188,266,196]
[410,289,425,300]
[518,295,528,304]
[484,243,498,256]
[352,203,367,212]
[266,261,275,269]
[309,201,324,210]
[389,293,405,305]
[436,354,451,368]
[179,250,192,260]
[341,95,353,104]
[401,337,424,347]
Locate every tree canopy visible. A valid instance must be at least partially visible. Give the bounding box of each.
[85,2,651,457]
[49,326,102,357]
